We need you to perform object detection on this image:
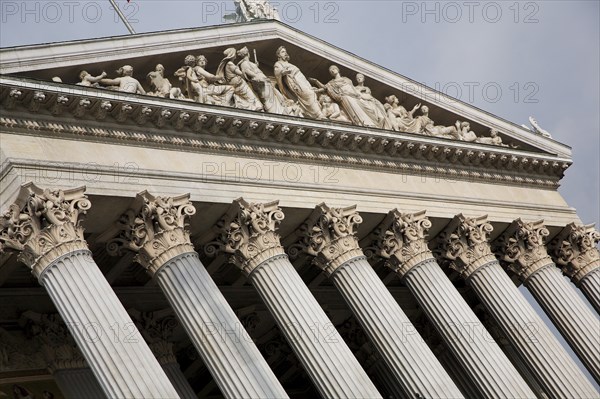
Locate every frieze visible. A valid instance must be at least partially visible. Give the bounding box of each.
[0,80,569,189]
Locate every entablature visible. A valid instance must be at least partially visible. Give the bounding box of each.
[0,76,570,190]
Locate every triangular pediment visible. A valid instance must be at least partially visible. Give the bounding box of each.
[0,21,570,158]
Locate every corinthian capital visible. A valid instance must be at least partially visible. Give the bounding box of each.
[374,210,435,278]
[0,184,90,278]
[213,198,285,276]
[299,203,363,275]
[105,191,196,275]
[549,223,600,284]
[493,219,553,282]
[433,214,497,280]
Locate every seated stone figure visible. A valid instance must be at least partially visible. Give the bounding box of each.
[455,121,477,142]
[175,55,234,106]
[383,95,421,133]
[147,64,186,100]
[77,70,107,87]
[100,65,146,94]
[319,94,350,122]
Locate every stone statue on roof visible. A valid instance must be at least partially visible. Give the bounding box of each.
[227,0,281,22]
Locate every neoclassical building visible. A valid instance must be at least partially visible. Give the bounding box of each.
[0,19,599,399]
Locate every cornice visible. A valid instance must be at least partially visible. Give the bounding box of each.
[0,77,569,189]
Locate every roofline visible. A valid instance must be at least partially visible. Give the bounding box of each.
[0,20,572,158]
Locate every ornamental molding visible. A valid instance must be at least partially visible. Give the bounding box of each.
[297,203,364,276]
[0,183,90,279]
[21,311,87,373]
[0,79,568,190]
[549,223,600,284]
[128,308,179,365]
[104,191,196,275]
[207,198,286,276]
[373,210,436,278]
[433,214,498,280]
[493,219,553,282]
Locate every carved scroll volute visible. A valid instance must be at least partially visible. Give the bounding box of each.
[215,198,286,276]
[299,203,364,276]
[374,210,435,278]
[549,223,600,284]
[434,214,497,280]
[106,191,196,275]
[0,184,90,279]
[494,219,553,282]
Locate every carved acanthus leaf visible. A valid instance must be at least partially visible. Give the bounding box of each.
[299,203,364,275]
[214,199,285,276]
[22,311,87,373]
[106,192,196,275]
[0,184,90,278]
[549,223,600,284]
[433,214,497,280]
[493,219,552,282]
[374,210,435,277]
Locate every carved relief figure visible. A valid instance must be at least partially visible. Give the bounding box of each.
[100,65,146,94]
[384,95,421,133]
[76,70,107,87]
[456,121,477,142]
[311,65,388,128]
[146,64,185,100]
[274,46,324,119]
[355,73,392,129]
[175,55,234,106]
[476,128,508,147]
[415,105,459,138]
[217,48,263,111]
[319,94,350,122]
[237,46,289,114]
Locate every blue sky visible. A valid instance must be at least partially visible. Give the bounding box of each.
[1,0,597,227]
[1,0,599,389]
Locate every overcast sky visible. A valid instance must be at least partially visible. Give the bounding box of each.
[1,0,599,389]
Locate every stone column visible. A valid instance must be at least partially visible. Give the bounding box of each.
[434,214,599,399]
[495,219,600,383]
[549,222,600,314]
[212,198,382,398]
[128,309,197,399]
[373,210,533,399]
[0,184,179,399]
[105,192,287,399]
[297,204,463,399]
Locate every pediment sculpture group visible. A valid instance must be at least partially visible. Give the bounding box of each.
[74,46,506,147]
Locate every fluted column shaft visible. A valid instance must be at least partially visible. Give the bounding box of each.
[580,269,600,314]
[402,258,534,398]
[332,256,463,399]
[524,264,600,383]
[53,368,106,399]
[161,362,197,399]
[467,261,599,398]
[155,251,287,399]
[249,254,382,398]
[41,249,179,398]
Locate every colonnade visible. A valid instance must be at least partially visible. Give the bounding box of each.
[0,185,598,398]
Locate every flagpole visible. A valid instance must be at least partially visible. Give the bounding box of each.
[108,0,136,34]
